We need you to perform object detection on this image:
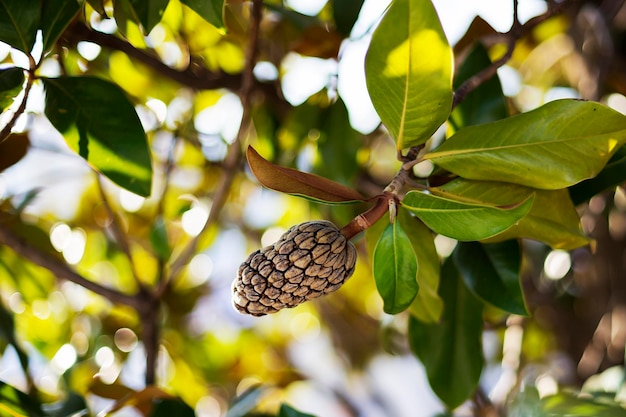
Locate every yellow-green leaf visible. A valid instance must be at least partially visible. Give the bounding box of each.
[365,0,453,149]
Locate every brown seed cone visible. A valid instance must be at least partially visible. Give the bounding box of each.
[233,220,357,316]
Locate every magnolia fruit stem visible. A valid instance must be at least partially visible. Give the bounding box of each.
[340,192,396,240]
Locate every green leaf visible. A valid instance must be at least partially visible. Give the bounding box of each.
[48,392,88,417]
[398,209,443,323]
[278,403,317,417]
[0,381,45,417]
[0,299,29,377]
[408,257,484,409]
[435,179,589,249]
[569,145,626,205]
[450,43,507,130]
[40,0,81,53]
[373,221,419,314]
[150,398,195,417]
[0,0,39,54]
[332,0,365,37]
[508,387,547,417]
[454,240,527,315]
[246,146,365,204]
[542,392,626,417]
[42,76,153,197]
[150,216,171,261]
[365,0,453,149]
[426,99,626,190]
[181,0,223,29]
[0,67,25,112]
[128,0,170,34]
[401,189,534,241]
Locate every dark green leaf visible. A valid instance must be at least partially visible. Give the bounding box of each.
[408,257,484,409]
[569,145,626,205]
[47,392,88,417]
[0,381,45,417]
[0,67,25,112]
[365,0,453,149]
[181,0,223,28]
[0,0,39,53]
[40,0,81,53]
[316,97,361,184]
[373,221,419,314]
[426,100,626,190]
[128,0,170,34]
[0,299,29,376]
[278,403,317,417]
[402,189,534,241]
[151,398,195,417]
[450,43,507,130]
[454,240,528,316]
[43,76,153,196]
[398,209,443,323]
[332,0,365,37]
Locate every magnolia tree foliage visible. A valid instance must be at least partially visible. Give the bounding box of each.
[0,0,626,416]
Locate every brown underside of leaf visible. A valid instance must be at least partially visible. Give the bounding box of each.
[246,146,365,203]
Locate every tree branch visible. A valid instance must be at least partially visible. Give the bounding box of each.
[452,0,573,109]
[0,224,140,309]
[166,0,265,284]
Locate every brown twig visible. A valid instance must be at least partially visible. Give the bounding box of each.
[452,0,573,109]
[166,0,265,284]
[0,224,140,309]
[0,60,36,143]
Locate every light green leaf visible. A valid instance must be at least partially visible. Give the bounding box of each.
[365,0,453,149]
[43,76,153,196]
[454,240,528,316]
[373,221,419,315]
[426,99,626,189]
[40,0,81,53]
[401,190,534,241]
[408,257,483,409]
[181,0,223,29]
[435,179,589,249]
[398,209,443,323]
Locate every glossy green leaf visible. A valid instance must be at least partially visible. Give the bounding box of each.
[398,209,443,323]
[333,0,365,37]
[43,76,153,196]
[40,0,81,53]
[365,0,453,149]
[150,398,195,417]
[278,403,317,417]
[127,0,170,34]
[454,240,527,315]
[426,100,626,190]
[373,221,419,314]
[401,189,534,241]
[181,0,224,28]
[0,67,25,112]
[569,145,626,205]
[246,146,365,204]
[449,43,507,130]
[0,382,44,417]
[0,0,39,54]
[408,257,483,409]
[542,392,626,417]
[435,179,589,249]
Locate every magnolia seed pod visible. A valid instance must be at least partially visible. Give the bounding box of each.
[233,220,357,316]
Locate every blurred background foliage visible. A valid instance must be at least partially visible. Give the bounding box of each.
[1,0,626,416]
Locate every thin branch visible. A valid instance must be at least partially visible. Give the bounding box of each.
[0,224,140,309]
[0,63,36,143]
[96,175,145,291]
[166,0,264,284]
[452,0,573,109]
